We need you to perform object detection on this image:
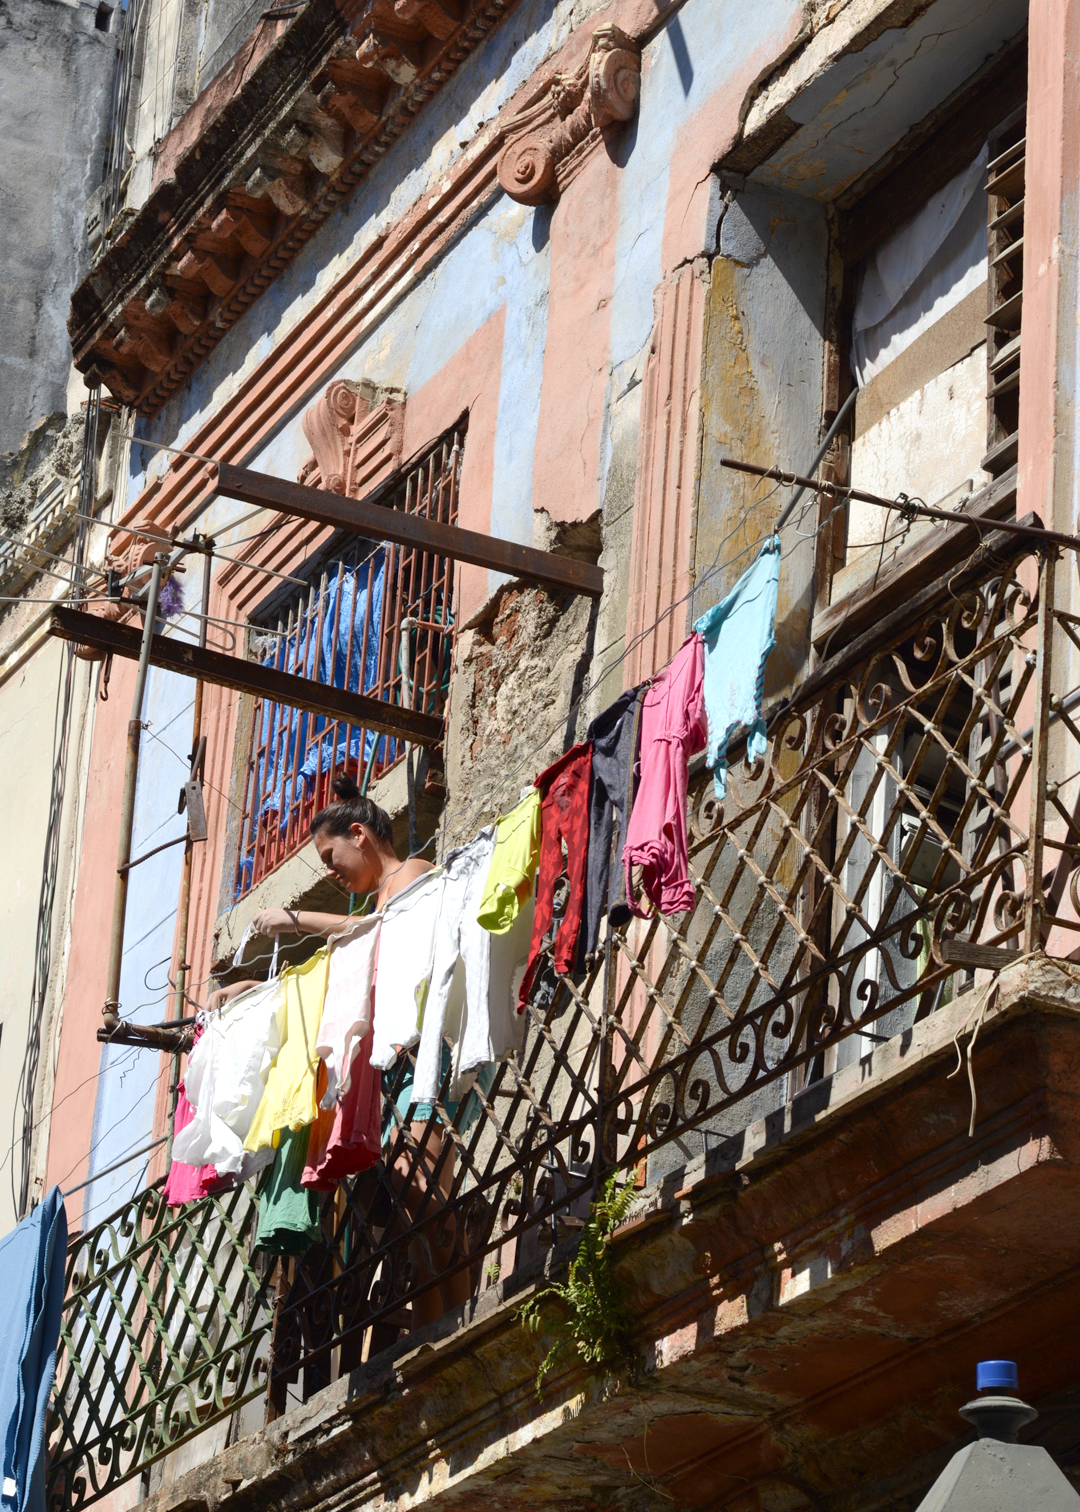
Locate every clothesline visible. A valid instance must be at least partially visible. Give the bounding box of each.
[147,417,960,1258]
[448,470,819,849]
[165,522,782,1248]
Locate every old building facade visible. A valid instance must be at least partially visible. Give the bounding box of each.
[2,0,1080,1506]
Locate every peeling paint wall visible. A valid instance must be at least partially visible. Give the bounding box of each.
[0,0,115,453]
[695,183,828,702]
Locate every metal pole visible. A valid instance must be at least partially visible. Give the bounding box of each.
[774,388,858,533]
[172,543,212,1024]
[167,543,212,1162]
[724,456,1080,553]
[103,554,165,1028]
[400,617,419,856]
[1025,549,1056,954]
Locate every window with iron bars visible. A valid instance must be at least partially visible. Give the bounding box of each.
[233,426,462,897]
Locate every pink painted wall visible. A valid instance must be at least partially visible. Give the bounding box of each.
[1018,0,1080,537]
[45,661,134,1228]
[533,150,621,526]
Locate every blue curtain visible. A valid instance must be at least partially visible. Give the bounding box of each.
[236,554,386,893]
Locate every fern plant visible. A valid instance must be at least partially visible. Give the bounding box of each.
[518,1173,636,1394]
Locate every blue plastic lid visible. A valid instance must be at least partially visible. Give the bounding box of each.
[977,1359,1018,1391]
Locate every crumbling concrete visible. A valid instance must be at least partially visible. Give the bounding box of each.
[0,411,84,532]
[0,0,115,453]
[440,571,598,851]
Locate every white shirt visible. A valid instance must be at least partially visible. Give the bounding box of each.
[369,868,445,1070]
[315,912,381,1106]
[171,977,286,1177]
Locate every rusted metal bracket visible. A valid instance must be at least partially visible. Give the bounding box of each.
[96,1019,191,1050]
[212,462,605,599]
[722,455,1080,552]
[48,606,443,745]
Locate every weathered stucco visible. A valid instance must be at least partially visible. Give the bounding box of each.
[0,0,115,453]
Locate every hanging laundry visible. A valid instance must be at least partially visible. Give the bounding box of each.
[369,869,445,1072]
[412,828,532,1105]
[164,1032,233,1206]
[580,684,646,965]
[302,1048,382,1190]
[255,1126,322,1255]
[314,912,381,1106]
[171,976,287,1179]
[476,787,541,933]
[693,535,781,798]
[0,1187,66,1512]
[518,743,592,1009]
[244,949,330,1154]
[623,634,707,916]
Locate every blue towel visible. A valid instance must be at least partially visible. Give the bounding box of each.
[0,1189,67,1512]
[693,535,781,799]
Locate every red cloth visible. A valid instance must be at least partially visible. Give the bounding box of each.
[518,742,592,1008]
[165,1025,232,1206]
[623,633,706,916]
[301,1041,382,1190]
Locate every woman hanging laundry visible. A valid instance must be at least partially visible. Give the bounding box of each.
[232,776,467,1319]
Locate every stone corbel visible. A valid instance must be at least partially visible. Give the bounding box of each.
[297,379,406,495]
[300,380,361,493]
[497,25,641,206]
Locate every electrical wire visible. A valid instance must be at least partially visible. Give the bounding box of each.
[117,432,220,467]
[450,474,802,845]
[52,1073,164,1194]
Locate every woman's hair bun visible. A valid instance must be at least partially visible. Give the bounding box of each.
[331,773,361,801]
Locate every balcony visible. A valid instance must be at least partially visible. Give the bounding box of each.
[48,534,1080,1508]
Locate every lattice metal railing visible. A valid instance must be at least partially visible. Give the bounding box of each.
[49,540,1080,1496]
[48,1182,274,1510]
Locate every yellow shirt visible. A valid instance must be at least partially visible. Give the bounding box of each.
[243,948,329,1152]
[476,788,541,933]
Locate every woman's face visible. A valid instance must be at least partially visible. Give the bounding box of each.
[313,823,379,893]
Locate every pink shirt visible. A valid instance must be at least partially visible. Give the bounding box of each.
[622,633,706,916]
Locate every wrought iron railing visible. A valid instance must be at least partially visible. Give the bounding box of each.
[49,539,1080,1501]
[48,1182,273,1509]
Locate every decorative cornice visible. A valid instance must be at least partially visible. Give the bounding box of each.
[496,24,641,205]
[69,0,524,417]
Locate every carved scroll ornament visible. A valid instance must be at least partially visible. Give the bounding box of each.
[300,380,360,494]
[497,25,641,206]
[297,379,405,496]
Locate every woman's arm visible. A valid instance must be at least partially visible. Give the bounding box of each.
[208,978,261,1011]
[252,908,355,938]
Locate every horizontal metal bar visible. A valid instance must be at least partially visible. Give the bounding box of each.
[213,462,605,599]
[720,456,1080,551]
[62,1137,168,1198]
[96,1018,189,1050]
[48,607,443,746]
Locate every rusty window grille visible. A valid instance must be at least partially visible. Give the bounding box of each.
[233,426,463,897]
[984,103,1025,478]
[51,542,1080,1499]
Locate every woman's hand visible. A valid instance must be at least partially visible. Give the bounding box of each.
[252,908,298,937]
[208,978,261,1011]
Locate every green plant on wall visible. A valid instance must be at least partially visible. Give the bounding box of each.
[518,1173,636,1394]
